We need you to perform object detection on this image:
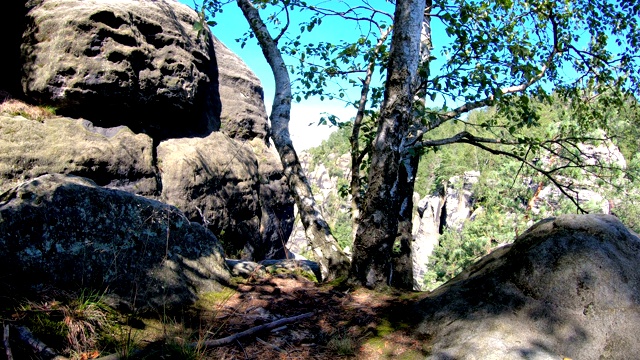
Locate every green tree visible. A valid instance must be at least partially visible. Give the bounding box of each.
[199,0,639,289]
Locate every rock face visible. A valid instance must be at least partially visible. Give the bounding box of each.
[157,132,262,259]
[214,40,269,141]
[0,114,157,195]
[0,174,230,310]
[441,171,479,231]
[411,195,444,290]
[0,0,294,260]
[21,0,220,140]
[415,214,640,359]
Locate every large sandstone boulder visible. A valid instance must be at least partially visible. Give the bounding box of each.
[248,138,295,259]
[158,132,264,259]
[414,214,640,359]
[214,40,269,141]
[0,114,157,195]
[0,0,294,262]
[0,174,230,311]
[21,0,221,140]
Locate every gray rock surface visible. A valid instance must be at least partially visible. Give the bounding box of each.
[415,214,640,359]
[214,40,269,141]
[248,138,295,259]
[0,0,295,261]
[158,132,265,259]
[412,195,444,290]
[0,174,230,311]
[0,114,157,195]
[442,171,479,231]
[21,0,221,140]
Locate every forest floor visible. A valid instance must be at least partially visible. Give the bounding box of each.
[2,272,432,360]
[171,273,431,359]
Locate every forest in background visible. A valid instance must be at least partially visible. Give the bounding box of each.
[306,94,640,290]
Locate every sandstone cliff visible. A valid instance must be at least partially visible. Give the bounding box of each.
[0,0,294,261]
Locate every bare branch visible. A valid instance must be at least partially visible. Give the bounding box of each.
[416,6,563,133]
[273,3,290,44]
[458,138,588,213]
[192,312,314,348]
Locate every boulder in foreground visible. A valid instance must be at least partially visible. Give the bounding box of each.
[0,174,230,311]
[415,214,640,360]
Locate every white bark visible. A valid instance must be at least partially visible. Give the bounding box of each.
[349,0,425,288]
[236,0,350,281]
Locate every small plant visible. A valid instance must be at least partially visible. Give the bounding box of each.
[0,98,56,122]
[17,288,115,359]
[326,329,356,356]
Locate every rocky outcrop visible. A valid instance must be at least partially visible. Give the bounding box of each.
[414,214,640,359]
[0,0,294,261]
[21,0,220,140]
[214,40,269,141]
[157,132,262,259]
[0,114,157,195]
[441,171,479,231]
[411,195,444,290]
[0,174,230,311]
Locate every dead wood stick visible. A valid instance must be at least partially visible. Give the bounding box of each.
[4,324,13,360]
[191,311,314,348]
[11,325,68,360]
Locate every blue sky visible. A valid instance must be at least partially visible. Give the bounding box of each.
[178,0,381,149]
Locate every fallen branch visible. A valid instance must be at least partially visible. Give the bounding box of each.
[4,324,13,360]
[93,349,144,360]
[11,325,68,360]
[190,312,314,348]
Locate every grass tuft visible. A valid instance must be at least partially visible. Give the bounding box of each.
[0,98,57,122]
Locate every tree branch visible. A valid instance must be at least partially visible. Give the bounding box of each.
[3,324,12,360]
[191,312,314,348]
[11,325,69,360]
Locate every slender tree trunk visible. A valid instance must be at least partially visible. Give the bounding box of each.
[348,0,424,289]
[350,27,392,238]
[393,0,433,290]
[237,0,350,281]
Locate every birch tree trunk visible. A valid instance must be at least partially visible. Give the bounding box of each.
[236,0,350,281]
[350,27,392,238]
[348,0,425,288]
[393,0,433,290]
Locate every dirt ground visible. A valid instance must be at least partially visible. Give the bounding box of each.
[1,272,432,360]
[179,273,431,360]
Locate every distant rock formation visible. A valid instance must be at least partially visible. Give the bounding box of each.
[0,174,230,311]
[296,140,624,290]
[414,214,640,359]
[286,152,351,257]
[0,0,294,260]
